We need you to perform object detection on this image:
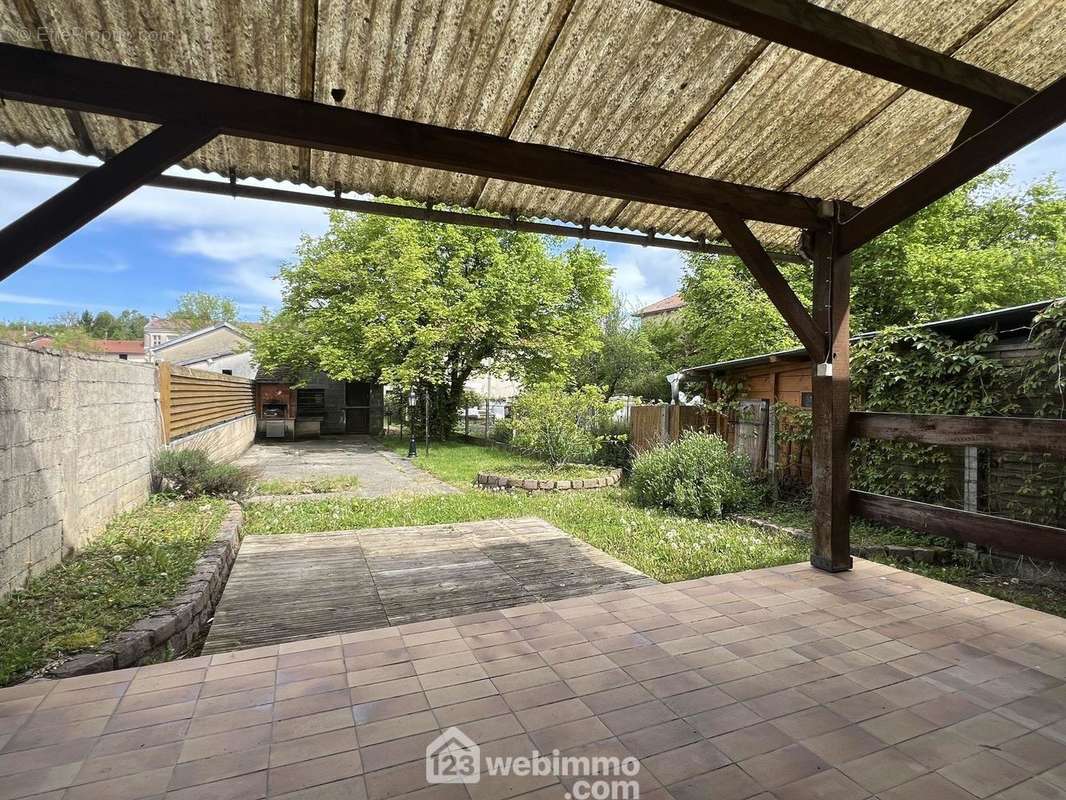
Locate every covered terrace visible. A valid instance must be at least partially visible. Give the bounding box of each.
[1,0,1066,797]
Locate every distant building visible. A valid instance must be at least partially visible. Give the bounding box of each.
[143,317,195,350]
[634,293,685,322]
[148,322,256,378]
[97,340,146,361]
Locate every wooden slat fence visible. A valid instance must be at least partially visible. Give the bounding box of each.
[158,362,255,441]
[630,405,719,455]
[849,412,1066,562]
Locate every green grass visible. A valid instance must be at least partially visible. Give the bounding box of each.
[255,475,360,495]
[754,502,956,548]
[246,438,809,583]
[0,497,227,686]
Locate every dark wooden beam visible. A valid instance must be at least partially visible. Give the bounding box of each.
[0,124,217,280]
[809,219,851,572]
[649,0,1031,112]
[0,154,808,265]
[0,43,822,229]
[852,491,1066,563]
[851,412,1066,458]
[710,209,825,360]
[839,74,1066,253]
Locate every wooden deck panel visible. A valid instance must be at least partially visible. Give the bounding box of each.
[202,517,656,653]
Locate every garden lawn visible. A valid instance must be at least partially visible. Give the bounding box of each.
[245,438,809,584]
[0,497,227,686]
[255,476,361,495]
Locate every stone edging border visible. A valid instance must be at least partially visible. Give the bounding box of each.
[47,501,244,679]
[476,468,622,492]
[734,515,953,564]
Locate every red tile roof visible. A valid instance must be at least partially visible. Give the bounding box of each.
[636,293,685,317]
[97,339,145,354]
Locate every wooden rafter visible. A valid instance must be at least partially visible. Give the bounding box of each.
[648,0,1032,113]
[0,44,822,229]
[0,153,807,264]
[0,124,218,279]
[709,209,825,360]
[839,74,1066,253]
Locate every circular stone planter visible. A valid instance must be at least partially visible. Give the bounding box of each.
[476,468,622,492]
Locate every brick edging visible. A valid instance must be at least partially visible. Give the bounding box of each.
[47,501,244,679]
[734,515,952,564]
[476,469,622,492]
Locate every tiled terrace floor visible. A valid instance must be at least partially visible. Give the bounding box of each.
[4,559,1066,800]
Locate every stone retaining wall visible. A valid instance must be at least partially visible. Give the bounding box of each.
[476,468,622,492]
[0,344,160,598]
[169,413,256,464]
[48,502,243,678]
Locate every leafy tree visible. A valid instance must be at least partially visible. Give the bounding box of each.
[681,254,810,366]
[851,170,1065,332]
[627,317,697,402]
[572,293,655,400]
[170,292,238,327]
[253,211,611,437]
[681,170,1065,365]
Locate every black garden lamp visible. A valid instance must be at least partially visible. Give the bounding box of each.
[407,387,418,458]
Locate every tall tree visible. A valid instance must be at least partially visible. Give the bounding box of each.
[682,170,1066,365]
[253,212,612,436]
[572,293,655,400]
[170,292,239,327]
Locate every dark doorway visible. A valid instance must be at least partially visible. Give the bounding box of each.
[345,381,373,434]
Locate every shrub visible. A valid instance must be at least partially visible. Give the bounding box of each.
[511,384,621,467]
[153,449,257,499]
[630,431,761,518]
[490,418,514,444]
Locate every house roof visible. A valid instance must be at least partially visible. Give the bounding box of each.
[151,322,252,353]
[144,317,195,333]
[682,298,1064,377]
[97,339,145,354]
[0,1,1061,252]
[636,293,686,317]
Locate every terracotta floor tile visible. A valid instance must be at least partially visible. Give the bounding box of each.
[643,740,729,785]
[712,721,794,761]
[601,700,677,736]
[858,708,937,745]
[502,683,575,713]
[896,728,980,770]
[619,720,701,758]
[666,763,762,800]
[268,749,363,796]
[358,711,439,747]
[269,727,359,768]
[1000,732,1066,773]
[165,769,268,800]
[939,752,1030,798]
[64,765,173,800]
[801,725,884,763]
[771,706,850,740]
[274,689,351,721]
[354,695,432,726]
[838,746,928,793]
[877,772,981,800]
[770,768,868,800]
[528,716,612,752]
[168,746,269,790]
[744,688,817,720]
[273,708,356,743]
[738,743,830,790]
[687,703,764,739]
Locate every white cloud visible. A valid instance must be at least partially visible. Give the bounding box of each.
[606,246,686,310]
[0,291,117,310]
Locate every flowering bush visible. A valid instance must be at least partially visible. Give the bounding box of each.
[510,384,621,467]
[630,431,761,518]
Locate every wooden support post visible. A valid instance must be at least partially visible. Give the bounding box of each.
[810,214,852,572]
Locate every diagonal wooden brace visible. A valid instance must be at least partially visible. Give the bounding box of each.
[0,123,219,281]
[709,209,826,362]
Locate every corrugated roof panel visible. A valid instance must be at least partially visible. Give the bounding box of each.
[311,0,569,207]
[0,0,1061,248]
[476,0,761,228]
[791,0,1066,207]
[613,0,1015,237]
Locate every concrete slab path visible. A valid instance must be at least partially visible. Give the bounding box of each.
[235,436,455,499]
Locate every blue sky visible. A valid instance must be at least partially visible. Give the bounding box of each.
[0,123,1062,324]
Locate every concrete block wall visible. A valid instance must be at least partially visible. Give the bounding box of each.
[170,413,256,464]
[0,343,161,598]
